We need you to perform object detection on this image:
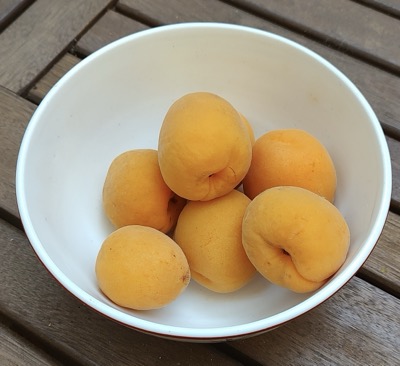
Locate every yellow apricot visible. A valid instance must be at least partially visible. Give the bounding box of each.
[95,225,190,310]
[239,113,256,146]
[102,149,186,233]
[243,129,337,202]
[174,189,256,293]
[158,92,252,201]
[242,186,350,293]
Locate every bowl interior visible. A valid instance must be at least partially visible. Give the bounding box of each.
[16,23,391,340]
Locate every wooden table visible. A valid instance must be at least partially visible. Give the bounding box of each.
[1,1,399,365]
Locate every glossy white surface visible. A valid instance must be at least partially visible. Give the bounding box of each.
[16,23,391,341]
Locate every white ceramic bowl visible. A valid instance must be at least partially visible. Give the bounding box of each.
[16,23,392,341]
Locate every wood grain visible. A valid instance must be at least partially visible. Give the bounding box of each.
[117,0,400,135]
[387,136,400,207]
[0,218,241,366]
[27,53,81,104]
[0,0,33,31]
[0,0,114,94]
[229,276,400,365]
[0,317,61,366]
[359,211,400,296]
[355,0,400,17]
[0,87,35,221]
[75,10,148,56]
[226,0,400,73]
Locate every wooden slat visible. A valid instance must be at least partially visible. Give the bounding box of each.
[229,276,400,365]
[0,0,33,31]
[75,10,148,56]
[387,136,400,207]
[117,0,256,24]
[226,0,400,73]
[0,87,35,221]
[0,218,240,366]
[355,0,400,17]
[0,0,114,94]
[359,211,400,296]
[27,53,81,104]
[117,0,400,136]
[0,317,61,366]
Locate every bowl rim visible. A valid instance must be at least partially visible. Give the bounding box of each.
[16,22,392,341]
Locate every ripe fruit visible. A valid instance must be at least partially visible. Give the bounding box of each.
[95,225,190,310]
[240,113,256,145]
[102,149,186,233]
[243,129,337,202]
[174,189,256,293]
[242,186,350,293]
[158,92,252,201]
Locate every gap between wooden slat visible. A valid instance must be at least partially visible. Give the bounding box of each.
[351,0,400,19]
[0,0,34,33]
[0,0,116,95]
[220,0,400,77]
[0,312,81,366]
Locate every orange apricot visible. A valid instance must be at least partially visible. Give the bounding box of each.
[242,186,350,293]
[243,129,337,202]
[95,225,190,310]
[158,92,252,201]
[174,189,256,293]
[102,149,186,232]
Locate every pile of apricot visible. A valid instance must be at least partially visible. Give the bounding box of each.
[95,92,350,310]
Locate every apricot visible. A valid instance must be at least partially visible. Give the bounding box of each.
[242,186,350,293]
[158,92,252,201]
[102,149,186,232]
[174,189,256,293]
[95,225,190,310]
[240,113,256,146]
[243,129,337,202]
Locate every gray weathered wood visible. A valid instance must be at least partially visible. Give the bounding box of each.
[0,0,114,94]
[356,0,400,17]
[226,0,400,73]
[0,0,33,31]
[387,136,400,208]
[359,211,400,296]
[27,53,81,104]
[0,87,35,220]
[75,10,148,56]
[0,318,61,366]
[229,276,400,365]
